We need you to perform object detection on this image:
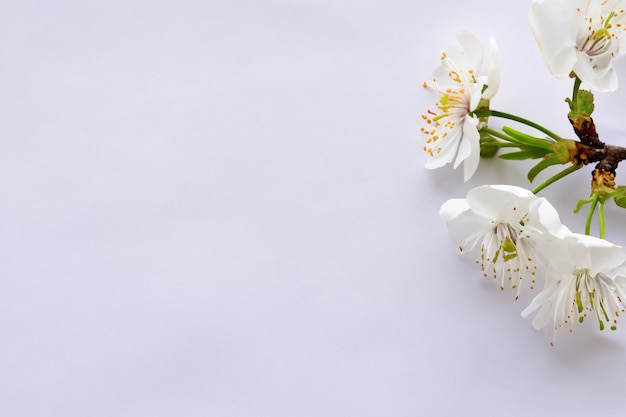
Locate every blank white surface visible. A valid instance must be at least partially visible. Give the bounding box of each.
[2,1,626,416]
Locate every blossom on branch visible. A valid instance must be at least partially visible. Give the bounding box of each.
[440,185,565,299]
[421,30,500,181]
[521,233,626,344]
[529,0,626,91]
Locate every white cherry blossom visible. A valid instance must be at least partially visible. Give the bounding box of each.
[421,30,500,181]
[529,0,626,91]
[521,233,626,344]
[440,185,566,299]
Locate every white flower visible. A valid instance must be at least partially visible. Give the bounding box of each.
[521,233,626,344]
[529,0,626,91]
[421,30,500,181]
[440,185,565,299]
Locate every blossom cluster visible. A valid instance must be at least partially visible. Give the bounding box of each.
[441,185,626,345]
[421,0,626,345]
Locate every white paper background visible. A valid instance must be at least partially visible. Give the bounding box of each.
[3,0,626,415]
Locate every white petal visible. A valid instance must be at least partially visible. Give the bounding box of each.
[543,233,626,276]
[528,0,579,78]
[454,29,483,71]
[612,275,626,300]
[439,198,469,222]
[482,37,500,100]
[521,282,554,320]
[442,116,481,180]
[441,48,472,83]
[465,185,535,221]
[461,119,480,181]
[430,56,460,89]
[573,58,619,92]
[527,197,568,236]
[581,235,626,275]
[452,129,470,170]
[424,127,462,169]
[440,200,492,252]
[467,82,484,112]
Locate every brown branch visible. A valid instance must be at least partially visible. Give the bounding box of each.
[570,115,624,174]
[570,117,605,149]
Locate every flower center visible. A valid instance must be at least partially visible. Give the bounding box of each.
[477,222,537,299]
[577,8,624,59]
[421,68,473,157]
[573,269,615,330]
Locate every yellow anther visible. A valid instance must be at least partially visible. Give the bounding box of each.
[448,71,462,83]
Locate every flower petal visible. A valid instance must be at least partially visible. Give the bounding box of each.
[528,0,580,78]
[454,116,479,181]
[439,198,469,222]
[440,198,492,253]
[424,128,461,169]
[573,57,619,91]
[482,37,500,100]
[465,184,536,221]
[580,234,626,276]
[453,29,484,71]
[527,197,569,237]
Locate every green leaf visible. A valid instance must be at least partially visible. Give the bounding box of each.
[527,155,562,183]
[571,89,595,115]
[567,89,595,126]
[615,196,626,208]
[613,186,626,208]
[501,126,553,150]
[499,150,549,160]
[574,197,594,213]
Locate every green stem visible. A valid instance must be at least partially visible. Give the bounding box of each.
[488,110,562,141]
[494,143,523,148]
[585,194,599,236]
[531,164,582,194]
[480,127,516,143]
[572,77,582,103]
[599,201,605,239]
